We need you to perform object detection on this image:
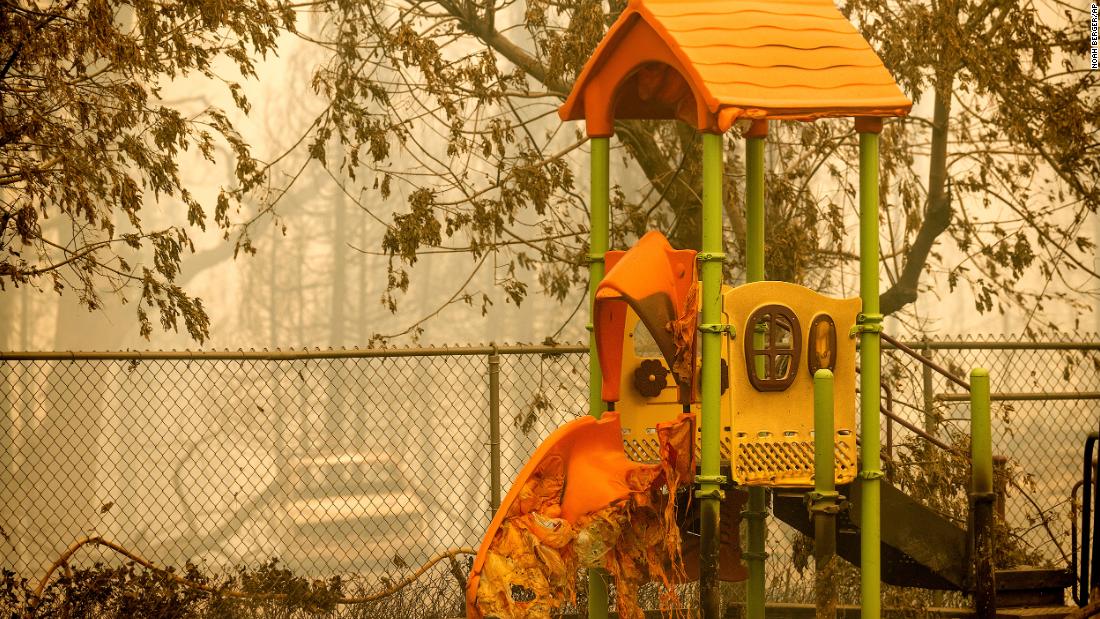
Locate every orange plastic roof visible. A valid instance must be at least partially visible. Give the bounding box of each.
[559,0,912,136]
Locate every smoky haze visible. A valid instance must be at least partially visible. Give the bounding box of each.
[0,3,1096,603]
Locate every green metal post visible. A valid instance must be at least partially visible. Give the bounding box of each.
[588,136,610,618]
[813,369,839,619]
[699,131,725,619]
[970,368,996,618]
[857,124,882,619]
[746,133,765,284]
[970,369,993,507]
[745,122,768,619]
[814,370,836,499]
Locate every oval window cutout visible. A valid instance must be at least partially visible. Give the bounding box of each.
[744,304,801,392]
[808,314,837,376]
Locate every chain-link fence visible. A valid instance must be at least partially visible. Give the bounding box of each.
[0,336,1097,608]
[879,336,1100,572]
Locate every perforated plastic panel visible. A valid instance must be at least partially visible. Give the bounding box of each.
[735,437,856,485]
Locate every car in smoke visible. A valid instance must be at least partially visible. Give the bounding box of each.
[277,452,436,576]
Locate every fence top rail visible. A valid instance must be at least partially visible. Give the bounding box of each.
[882,340,1100,351]
[0,344,590,362]
[1,338,1097,362]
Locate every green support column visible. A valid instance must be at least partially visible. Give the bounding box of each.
[813,369,839,619]
[699,131,726,619]
[970,368,996,617]
[588,135,610,619]
[746,126,765,282]
[856,118,883,619]
[745,120,768,619]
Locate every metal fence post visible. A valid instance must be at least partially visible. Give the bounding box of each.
[922,341,936,436]
[882,381,894,475]
[993,455,1007,521]
[488,346,501,515]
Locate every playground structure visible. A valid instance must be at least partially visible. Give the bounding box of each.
[467,1,1079,618]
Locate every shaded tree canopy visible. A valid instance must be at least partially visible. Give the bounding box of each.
[2,0,1097,343]
[0,0,295,341]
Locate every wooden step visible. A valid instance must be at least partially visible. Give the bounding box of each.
[994,606,1078,619]
[995,567,1074,608]
[773,487,1077,606]
[772,482,967,590]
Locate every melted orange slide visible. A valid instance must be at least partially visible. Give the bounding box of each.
[465,411,695,619]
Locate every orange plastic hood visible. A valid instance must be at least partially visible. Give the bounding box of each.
[594,231,697,403]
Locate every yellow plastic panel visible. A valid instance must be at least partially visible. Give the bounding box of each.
[723,281,860,487]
